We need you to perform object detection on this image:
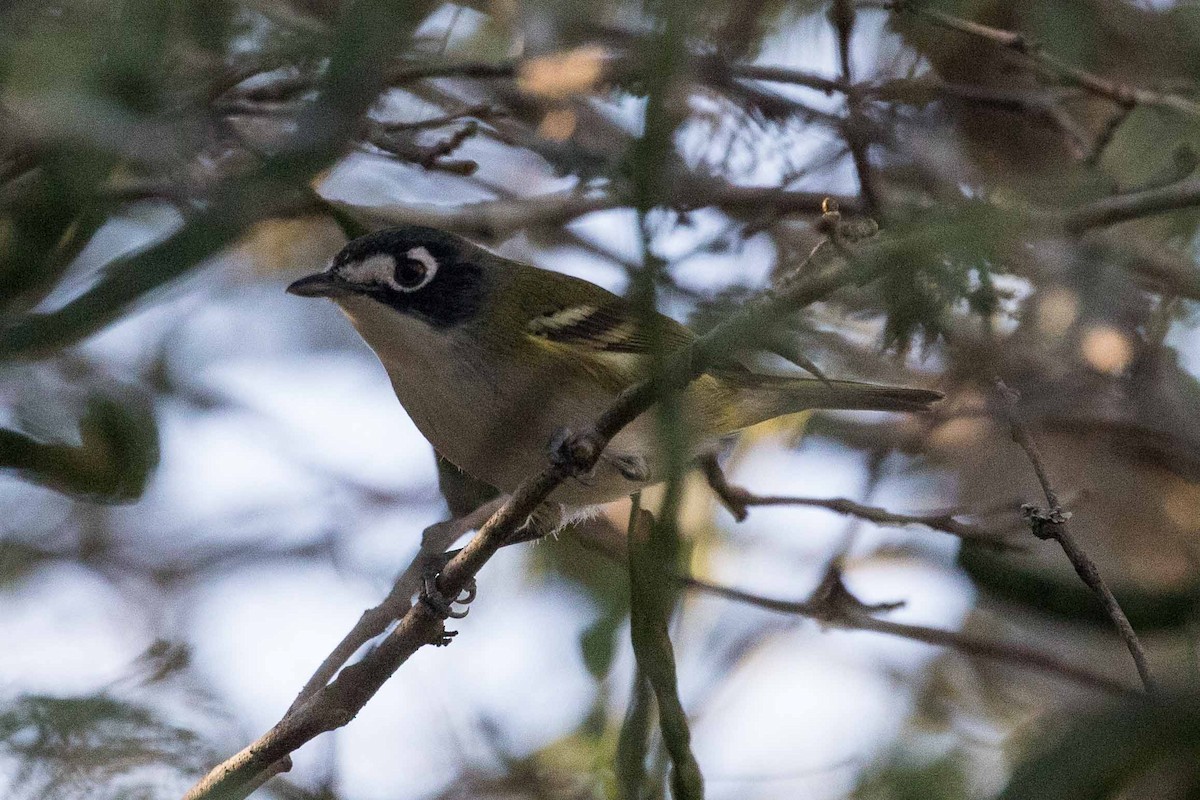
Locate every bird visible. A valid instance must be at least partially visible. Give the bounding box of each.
[287,225,941,531]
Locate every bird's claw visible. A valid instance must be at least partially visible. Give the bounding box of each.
[418,550,477,620]
[550,426,601,475]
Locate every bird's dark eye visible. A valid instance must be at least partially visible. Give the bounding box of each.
[390,246,439,292]
[394,258,427,289]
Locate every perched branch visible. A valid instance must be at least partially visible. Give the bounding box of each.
[993,380,1156,693]
[285,497,505,715]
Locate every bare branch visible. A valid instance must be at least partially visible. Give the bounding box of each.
[685,573,1134,697]
[1062,176,1200,233]
[699,453,1015,548]
[332,181,859,240]
[993,380,1156,693]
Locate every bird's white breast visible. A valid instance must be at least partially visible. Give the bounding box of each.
[333,295,661,510]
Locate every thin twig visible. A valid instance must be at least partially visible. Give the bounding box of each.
[1061,176,1200,233]
[993,380,1156,693]
[698,454,1015,549]
[830,0,881,216]
[332,181,859,241]
[627,504,704,800]
[685,574,1133,697]
[569,519,1133,697]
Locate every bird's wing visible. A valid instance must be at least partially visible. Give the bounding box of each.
[514,265,696,357]
[525,297,696,354]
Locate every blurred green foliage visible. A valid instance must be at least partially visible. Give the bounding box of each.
[0,694,214,799]
[998,694,1200,800]
[0,394,158,503]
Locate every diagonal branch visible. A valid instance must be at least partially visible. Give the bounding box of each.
[331,180,859,241]
[570,506,1134,698]
[993,380,1156,693]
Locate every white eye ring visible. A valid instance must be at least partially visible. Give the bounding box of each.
[341,253,398,287]
[394,246,438,292]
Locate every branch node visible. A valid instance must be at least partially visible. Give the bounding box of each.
[808,566,905,626]
[1021,503,1071,540]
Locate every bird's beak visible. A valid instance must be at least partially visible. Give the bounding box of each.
[286,271,352,298]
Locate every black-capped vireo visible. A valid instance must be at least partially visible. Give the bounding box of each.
[288,226,940,526]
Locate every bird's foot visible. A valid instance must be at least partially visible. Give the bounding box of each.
[550,426,602,476]
[418,549,477,621]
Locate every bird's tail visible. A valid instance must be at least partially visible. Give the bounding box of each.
[725,377,942,432]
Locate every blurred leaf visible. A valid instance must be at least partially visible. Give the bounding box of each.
[854,203,1016,350]
[539,531,630,681]
[998,693,1200,800]
[0,393,158,503]
[960,544,1200,631]
[853,751,969,800]
[0,0,438,358]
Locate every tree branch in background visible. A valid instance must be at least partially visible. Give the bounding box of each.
[569,520,1133,696]
[830,0,882,216]
[699,453,1017,549]
[684,571,1135,697]
[1062,176,1200,233]
[993,380,1156,693]
[873,1,1200,118]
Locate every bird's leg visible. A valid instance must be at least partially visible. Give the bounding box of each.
[418,548,475,620]
[505,502,564,545]
[418,502,563,618]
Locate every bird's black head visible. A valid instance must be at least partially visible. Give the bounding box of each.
[287,226,487,328]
